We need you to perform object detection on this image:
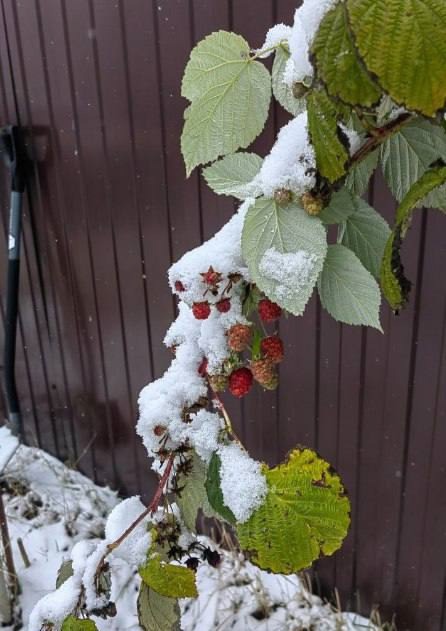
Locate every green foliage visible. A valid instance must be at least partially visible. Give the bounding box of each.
[381,165,446,311]
[205,452,236,524]
[380,119,446,209]
[203,152,262,199]
[176,452,219,531]
[318,244,382,330]
[137,583,181,631]
[319,188,357,225]
[345,150,379,197]
[307,90,349,183]
[347,0,446,116]
[340,197,391,279]
[272,45,304,115]
[312,2,381,108]
[56,560,73,589]
[242,198,327,315]
[61,617,97,631]
[237,448,350,573]
[139,555,197,599]
[181,31,271,175]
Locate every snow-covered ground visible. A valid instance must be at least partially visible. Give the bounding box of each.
[0,435,376,630]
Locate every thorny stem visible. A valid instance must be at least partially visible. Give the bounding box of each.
[92,452,175,585]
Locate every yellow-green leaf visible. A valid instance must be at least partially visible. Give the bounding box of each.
[307,90,349,183]
[347,0,446,116]
[139,556,197,599]
[312,3,381,108]
[61,617,97,631]
[381,165,446,311]
[237,448,350,574]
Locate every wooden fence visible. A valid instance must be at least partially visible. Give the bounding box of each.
[0,1,445,629]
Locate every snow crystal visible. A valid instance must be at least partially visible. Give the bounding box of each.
[339,123,362,156]
[284,0,337,87]
[0,425,19,473]
[251,113,315,198]
[105,497,151,567]
[259,247,318,301]
[218,443,268,523]
[255,23,292,57]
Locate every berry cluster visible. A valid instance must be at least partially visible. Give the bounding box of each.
[175,266,241,320]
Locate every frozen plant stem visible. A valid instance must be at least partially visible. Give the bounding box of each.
[0,490,19,604]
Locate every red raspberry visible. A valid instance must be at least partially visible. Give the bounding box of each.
[216,298,231,313]
[193,301,211,320]
[198,357,208,376]
[250,359,276,386]
[261,336,284,364]
[229,367,253,398]
[227,324,252,352]
[153,425,167,437]
[258,298,282,323]
[174,280,185,292]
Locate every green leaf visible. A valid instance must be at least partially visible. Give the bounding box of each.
[137,583,181,631]
[181,31,271,175]
[381,165,446,311]
[347,0,446,117]
[307,90,349,183]
[176,452,220,531]
[380,119,446,209]
[345,149,379,197]
[56,560,73,589]
[242,198,327,316]
[237,448,350,573]
[61,616,97,631]
[319,188,357,225]
[340,198,391,279]
[272,45,304,115]
[312,2,381,108]
[202,152,262,199]
[139,556,197,599]
[318,244,382,330]
[205,452,236,524]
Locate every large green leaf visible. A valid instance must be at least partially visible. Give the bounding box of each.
[176,452,220,531]
[319,188,357,225]
[205,452,236,524]
[202,152,262,200]
[139,555,197,599]
[307,90,349,183]
[318,244,382,330]
[61,617,97,631]
[242,198,327,316]
[381,165,446,311]
[380,119,446,209]
[347,0,446,116]
[272,45,304,115]
[340,198,391,279]
[237,448,350,573]
[137,583,181,631]
[181,31,271,175]
[312,2,381,108]
[345,149,379,197]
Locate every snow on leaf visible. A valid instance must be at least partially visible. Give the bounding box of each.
[237,448,350,574]
[139,556,198,599]
[181,31,271,175]
[242,198,327,316]
[137,583,181,631]
[347,0,446,117]
[318,244,382,330]
[202,152,263,199]
[272,45,304,116]
[205,452,236,524]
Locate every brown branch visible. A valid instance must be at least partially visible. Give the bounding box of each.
[349,112,413,167]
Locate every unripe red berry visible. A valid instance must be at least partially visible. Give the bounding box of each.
[174,280,185,292]
[193,301,211,320]
[229,367,253,398]
[250,359,276,387]
[258,298,282,323]
[198,357,208,376]
[227,324,252,352]
[216,298,231,313]
[261,336,284,364]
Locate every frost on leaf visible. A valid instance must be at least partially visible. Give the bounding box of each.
[237,448,350,574]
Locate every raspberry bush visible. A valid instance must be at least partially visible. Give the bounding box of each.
[30,1,446,629]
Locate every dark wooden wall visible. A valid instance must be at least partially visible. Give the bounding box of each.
[0,1,445,629]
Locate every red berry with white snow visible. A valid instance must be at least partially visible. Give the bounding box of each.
[261,336,284,364]
[193,301,211,320]
[216,298,231,313]
[229,367,253,398]
[258,298,282,322]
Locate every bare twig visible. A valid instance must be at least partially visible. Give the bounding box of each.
[0,491,19,603]
[17,537,30,568]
